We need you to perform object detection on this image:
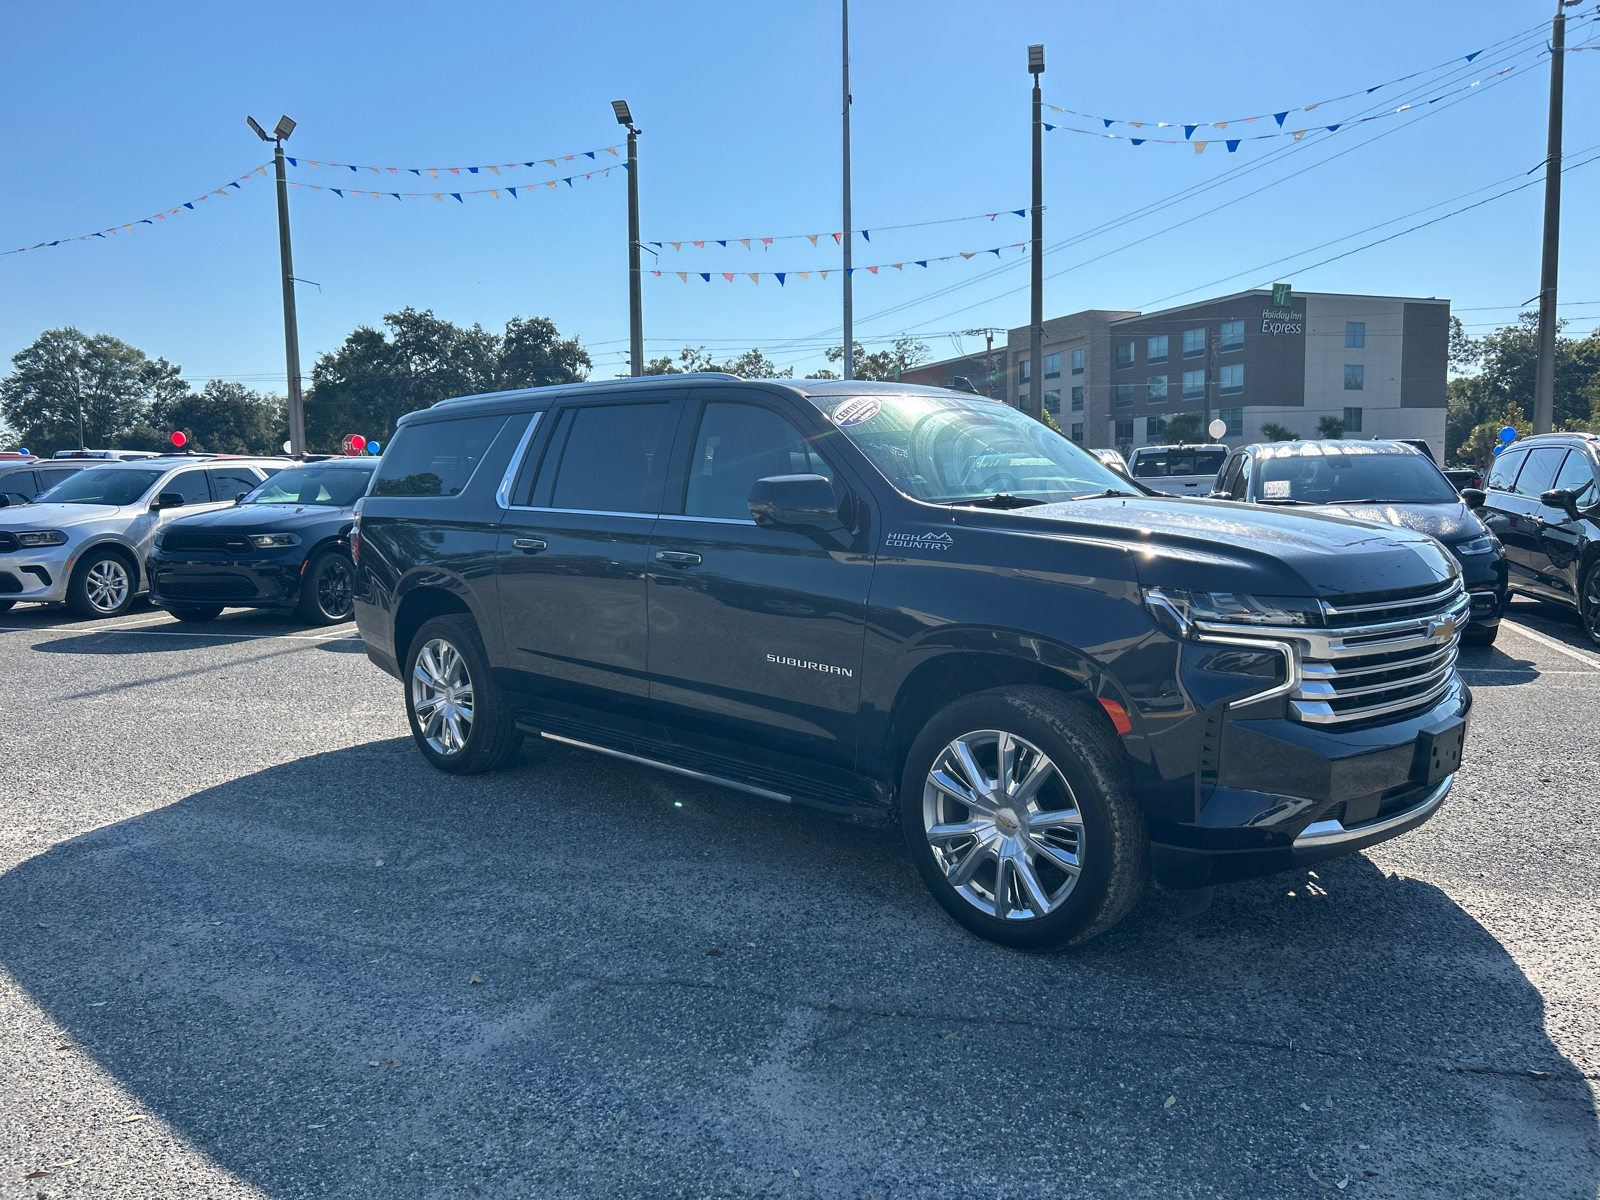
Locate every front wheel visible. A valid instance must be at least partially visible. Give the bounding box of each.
[901,686,1148,950]
[403,614,522,774]
[1582,561,1600,648]
[66,547,137,618]
[297,550,356,624]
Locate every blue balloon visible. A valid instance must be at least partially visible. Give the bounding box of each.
[18,448,29,456]
[368,441,381,454]
[1492,444,1504,455]
[1499,425,1517,443]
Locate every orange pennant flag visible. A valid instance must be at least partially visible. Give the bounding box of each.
[749,273,760,283]
[606,146,619,156]
[429,169,438,178]
[807,234,819,246]
[1194,142,1208,154]
[819,270,829,280]
[1291,130,1307,141]
[960,252,976,259]
[544,158,556,166]
[740,239,751,250]
[668,241,681,251]
[677,272,687,281]
[432,194,443,201]
[546,181,558,189]
[489,190,498,198]
[487,165,500,176]
[798,272,809,281]
[1213,122,1228,130]
[892,263,903,270]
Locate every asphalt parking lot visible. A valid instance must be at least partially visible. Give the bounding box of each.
[1,600,1596,1200]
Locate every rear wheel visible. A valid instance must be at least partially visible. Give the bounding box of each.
[296,550,356,624]
[1582,562,1600,648]
[166,605,223,622]
[403,614,521,774]
[66,547,136,618]
[900,686,1148,950]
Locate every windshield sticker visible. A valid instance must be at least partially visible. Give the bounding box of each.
[1264,479,1292,498]
[885,531,954,552]
[830,397,881,427]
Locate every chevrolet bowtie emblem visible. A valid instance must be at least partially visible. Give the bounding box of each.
[1428,616,1457,641]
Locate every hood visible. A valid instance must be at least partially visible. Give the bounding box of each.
[1305,500,1485,545]
[0,501,120,528]
[958,495,1457,599]
[165,503,352,534]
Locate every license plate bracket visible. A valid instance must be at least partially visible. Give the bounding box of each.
[1413,718,1466,785]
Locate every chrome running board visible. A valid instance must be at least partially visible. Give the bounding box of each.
[538,732,792,803]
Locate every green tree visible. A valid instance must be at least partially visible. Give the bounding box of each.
[305,308,589,452]
[1448,314,1480,374]
[1457,403,1528,470]
[1260,421,1300,442]
[645,346,792,377]
[149,380,286,454]
[823,336,929,382]
[1159,412,1204,443]
[1316,415,1346,440]
[0,328,180,455]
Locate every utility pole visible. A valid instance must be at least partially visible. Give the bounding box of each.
[962,327,1005,398]
[612,102,644,376]
[1028,45,1045,421]
[841,0,854,380]
[248,115,304,456]
[1204,330,1218,443]
[1533,0,1576,434]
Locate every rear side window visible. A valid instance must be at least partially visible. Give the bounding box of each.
[165,470,213,505]
[1485,448,1525,492]
[538,402,673,514]
[373,415,506,497]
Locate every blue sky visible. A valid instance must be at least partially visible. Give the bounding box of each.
[2,0,1596,394]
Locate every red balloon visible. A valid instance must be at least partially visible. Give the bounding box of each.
[341,433,368,456]
[170,430,187,447]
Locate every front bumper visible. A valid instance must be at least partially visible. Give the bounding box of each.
[0,541,77,604]
[1454,551,1506,633]
[146,552,306,610]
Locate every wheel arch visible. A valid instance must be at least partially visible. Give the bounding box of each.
[69,537,145,592]
[393,580,478,669]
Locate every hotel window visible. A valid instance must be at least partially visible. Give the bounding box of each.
[1343,406,1363,432]
[1115,382,1135,407]
[1114,419,1134,448]
[1146,374,1168,403]
[1345,322,1366,348]
[1220,407,1243,437]
[1148,414,1166,441]
[1115,341,1135,368]
[1070,386,1084,412]
[1183,327,1206,358]
[1344,364,1364,391]
[1182,369,1205,400]
[1044,390,1061,416]
[1220,320,1243,351]
[1044,353,1061,379]
[1071,422,1084,442]
[1018,393,1031,414]
[1146,335,1168,364]
[1219,362,1243,396]
[1018,359,1031,384]
[1071,348,1084,375]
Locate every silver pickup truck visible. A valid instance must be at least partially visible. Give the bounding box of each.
[1125,444,1229,497]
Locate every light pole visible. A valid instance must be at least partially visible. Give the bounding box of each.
[1532,0,1578,434]
[841,0,854,380]
[613,101,644,377]
[1028,44,1045,422]
[247,115,305,455]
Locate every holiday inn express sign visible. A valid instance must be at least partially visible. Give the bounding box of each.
[1261,283,1302,335]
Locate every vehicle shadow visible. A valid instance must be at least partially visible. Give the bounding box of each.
[1,738,1593,1199]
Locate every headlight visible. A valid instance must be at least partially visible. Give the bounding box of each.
[15,530,68,548]
[1452,534,1496,557]
[1144,587,1322,636]
[249,533,302,549]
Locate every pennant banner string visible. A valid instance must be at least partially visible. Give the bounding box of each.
[3,163,272,257]
[283,143,623,178]
[1045,66,1522,151]
[1040,17,1580,135]
[286,165,620,202]
[647,243,1030,285]
[645,206,1028,252]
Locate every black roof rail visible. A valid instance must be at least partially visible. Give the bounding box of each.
[432,371,746,407]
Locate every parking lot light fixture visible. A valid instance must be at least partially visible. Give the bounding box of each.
[249,113,306,457]
[613,101,643,377]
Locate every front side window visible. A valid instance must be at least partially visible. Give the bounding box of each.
[1043,353,1061,379]
[1183,327,1206,357]
[1147,335,1168,364]
[162,471,213,506]
[1182,370,1205,400]
[1147,375,1168,402]
[373,414,507,497]
[1551,449,1598,500]
[1343,406,1363,433]
[35,467,164,506]
[1220,320,1244,350]
[1344,364,1365,391]
[539,403,671,513]
[822,392,1131,505]
[1346,322,1366,348]
[1486,448,1526,492]
[1115,383,1135,407]
[684,402,830,520]
[1512,446,1569,499]
[209,469,264,502]
[1071,348,1084,375]
[1219,363,1243,396]
[1070,386,1084,412]
[1254,443,1456,504]
[1115,341,1135,368]
[243,465,375,507]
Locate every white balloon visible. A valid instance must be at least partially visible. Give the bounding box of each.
[283,441,293,454]
[1208,418,1227,440]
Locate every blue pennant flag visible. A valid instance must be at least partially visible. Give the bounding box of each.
[585,151,595,159]
[331,188,343,197]
[93,232,105,238]
[622,161,630,170]
[1184,124,1198,139]
[1368,86,1381,93]
[1043,123,1055,131]
[1103,119,1113,128]
[507,187,517,198]
[1226,140,1240,152]
[700,272,710,282]
[1012,209,1024,217]
[524,161,535,167]
[989,247,1001,257]
[348,165,357,172]
[1131,139,1145,146]
[452,193,463,203]
[775,273,785,286]
[469,167,478,174]
[916,260,928,267]
[141,218,153,224]
[649,241,663,248]
[228,181,241,189]
[391,193,400,200]
[411,168,421,175]
[286,157,297,166]
[845,267,854,277]
[717,240,727,247]
[862,230,870,241]
[183,202,194,209]
[1465,50,1481,62]
[1326,124,1340,132]
[1274,111,1289,126]
[564,178,573,186]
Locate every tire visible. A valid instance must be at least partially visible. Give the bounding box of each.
[66,546,137,618]
[296,550,356,624]
[166,605,223,622]
[403,614,521,774]
[1461,623,1499,647]
[0,599,14,614]
[900,685,1149,950]
[1582,561,1600,648]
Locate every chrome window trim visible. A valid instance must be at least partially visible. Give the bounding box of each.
[495,411,544,510]
[503,505,659,520]
[655,512,757,526]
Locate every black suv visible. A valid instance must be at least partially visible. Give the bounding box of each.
[1472,431,1600,645]
[354,376,1471,948]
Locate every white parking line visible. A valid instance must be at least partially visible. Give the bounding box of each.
[0,623,360,643]
[1498,620,1600,670]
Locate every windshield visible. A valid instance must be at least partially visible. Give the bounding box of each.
[1255,444,1457,504]
[1131,448,1227,479]
[243,465,375,507]
[34,468,164,506]
[822,393,1132,504]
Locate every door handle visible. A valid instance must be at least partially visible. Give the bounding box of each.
[655,551,702,567]
[512,538,547,553]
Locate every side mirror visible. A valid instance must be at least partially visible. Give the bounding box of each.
[235,492,249,505]
[1540,488,1582,522]
[151,491,185,511]
[0,495,9,508]
[748,474,842,533]
[1459,487,1487,510]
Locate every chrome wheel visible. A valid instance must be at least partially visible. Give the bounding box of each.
[922,729,1085,920]
[1584,567,1600,645]
[85,557,131,614]
[411,638,474,755]
[316,557,354,619]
